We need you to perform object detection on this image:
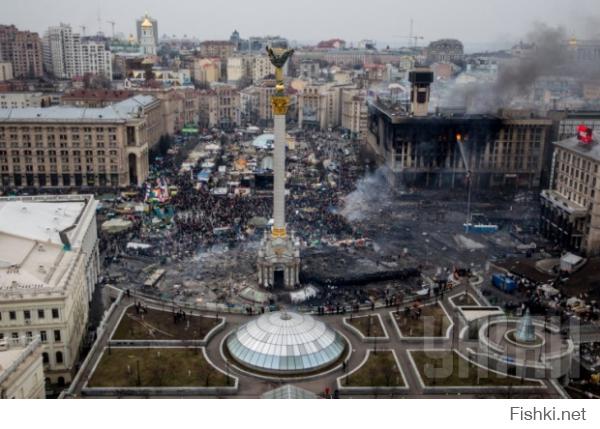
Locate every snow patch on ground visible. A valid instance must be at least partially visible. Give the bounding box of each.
[454,234,486,250]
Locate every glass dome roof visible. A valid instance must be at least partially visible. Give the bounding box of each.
[226,311,346,374]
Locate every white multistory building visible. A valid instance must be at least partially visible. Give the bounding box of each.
[42,23,112,79]
[0,336,45,398]
[226,56,252,84]
[0,195,99,386]
[80,41,112,77]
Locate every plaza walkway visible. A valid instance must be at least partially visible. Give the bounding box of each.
[68,280,564,398]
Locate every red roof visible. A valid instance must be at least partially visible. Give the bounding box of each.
[317,39,345,49]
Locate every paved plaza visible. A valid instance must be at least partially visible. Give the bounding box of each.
[68,278,566,399]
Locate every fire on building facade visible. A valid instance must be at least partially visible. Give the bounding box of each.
[367,68,554,189]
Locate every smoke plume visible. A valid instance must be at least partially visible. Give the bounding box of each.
[440,23,597,113]
[339,167,393,222]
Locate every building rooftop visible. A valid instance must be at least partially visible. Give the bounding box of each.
[0,337,41,387]
[0,195,96,294]
[61,89,134,102]
[0,95,157,123]
[554,136,600,162]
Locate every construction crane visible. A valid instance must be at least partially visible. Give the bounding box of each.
[393,35,424,48]
[392,18,424,49]
[407,18,424,48]
[106,21,116,39]
[456,133,498,233]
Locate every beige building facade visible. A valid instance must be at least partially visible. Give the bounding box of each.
[205,83,240,129]
[298,82,358,131]
[192,58,222,84]
[341,88,368,138]
[134,87,199,135]
[541,137,600,255]
[0,95,160,188]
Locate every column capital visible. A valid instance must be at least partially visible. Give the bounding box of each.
[271,95,289,115]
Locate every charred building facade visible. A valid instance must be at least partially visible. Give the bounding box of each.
[367,69,553,189]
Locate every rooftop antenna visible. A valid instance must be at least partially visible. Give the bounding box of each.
[107,20,116,39]
[97,9,102,35]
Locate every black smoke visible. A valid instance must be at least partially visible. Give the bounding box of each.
[442,23,599,113]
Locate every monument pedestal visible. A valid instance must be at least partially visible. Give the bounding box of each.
[257,231,300,290]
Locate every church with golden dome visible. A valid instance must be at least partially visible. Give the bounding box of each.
[136,12,157,56]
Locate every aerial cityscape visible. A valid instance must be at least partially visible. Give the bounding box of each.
[1,0,600,405]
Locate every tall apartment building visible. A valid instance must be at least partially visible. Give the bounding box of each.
[0,336,45,398]
[80,41,112,77]
[252,55,277,83]
[240,80,277,126]
[341,88,368,139]
[0,194,99,385]
[298,83,322,128]
[226,55,252,84]
[239,85,259,125]
[205,83,240,130]
[298,82,357,131]
[0,95,161,188]
[0,25,44,78]
[297,60,320,79]
[192,57,222,84]
[43,24,112,79]
[541,135,600,255]
[199,41,235,59]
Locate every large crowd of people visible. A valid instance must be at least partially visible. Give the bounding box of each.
[97,131,368,264]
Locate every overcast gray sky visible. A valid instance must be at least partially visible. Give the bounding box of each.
[2,0,599,51]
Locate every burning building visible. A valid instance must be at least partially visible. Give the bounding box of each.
[367,67,554,189]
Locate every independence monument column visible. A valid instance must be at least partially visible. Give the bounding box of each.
[257,46,300,290]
